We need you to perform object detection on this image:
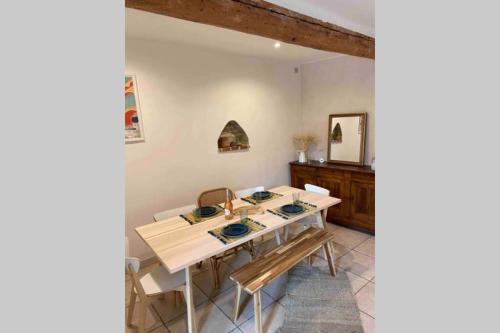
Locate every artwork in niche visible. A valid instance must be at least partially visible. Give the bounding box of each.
[331,123,343,143]
[125,75,145,143]
[327,113,367,166]
[217,121,249,152]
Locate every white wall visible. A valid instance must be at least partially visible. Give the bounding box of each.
[300,55,375,165]
[126,39,302,259]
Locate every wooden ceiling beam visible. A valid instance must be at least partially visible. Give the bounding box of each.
[125,0,375,59]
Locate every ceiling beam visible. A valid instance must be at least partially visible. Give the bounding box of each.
[125,0,375,59]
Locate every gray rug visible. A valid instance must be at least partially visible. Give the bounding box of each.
[278,264,364,333]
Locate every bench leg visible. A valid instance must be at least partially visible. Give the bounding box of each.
[234,284,242,322]
[324,241,337,276]
[254,291,262,333]
[315,210,330,260]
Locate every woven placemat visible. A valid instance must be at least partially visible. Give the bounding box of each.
[267,200,316,220]
[208,218,266,245]
[179,205,224,225]
[240,192,283,205]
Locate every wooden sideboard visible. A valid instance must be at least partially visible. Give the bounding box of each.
[290,160,375,234]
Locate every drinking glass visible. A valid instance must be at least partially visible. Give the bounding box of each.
[292,192,300,205]
[193,208,201,223]
[239,208,248,222]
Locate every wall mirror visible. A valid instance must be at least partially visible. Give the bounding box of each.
[327,113,367,166]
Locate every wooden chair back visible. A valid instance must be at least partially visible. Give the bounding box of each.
[235,186,265,199]
[197,187,235,207]
[153,204,197,222]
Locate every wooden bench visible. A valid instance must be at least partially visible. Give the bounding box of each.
[229,226,336,333]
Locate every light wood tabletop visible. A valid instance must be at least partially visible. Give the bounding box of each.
[136,185,341,274]
[135,185,341,333]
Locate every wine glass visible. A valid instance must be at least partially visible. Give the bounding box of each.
[239,208,248,222]
[193,208,201,223]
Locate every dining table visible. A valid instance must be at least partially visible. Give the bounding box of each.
[135,185,341,333]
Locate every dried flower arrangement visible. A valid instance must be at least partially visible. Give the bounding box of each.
[293,133,317,151]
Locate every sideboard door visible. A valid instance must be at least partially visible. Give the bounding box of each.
[316,175,349,220]
[350,180,375,232]
[291,167,317,189]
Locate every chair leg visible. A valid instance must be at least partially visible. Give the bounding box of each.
[254,291,262,333]
[138,301,147,333]
[245,240,256,259]
[274,230,281,245]
[126,288,137,327]
[196,261,203,269]
[284,225,289,241]
[209,256,220,289]
[178,289,186,304]
[234,284,242,322]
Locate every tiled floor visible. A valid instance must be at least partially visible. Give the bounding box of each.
[125,223,375,332]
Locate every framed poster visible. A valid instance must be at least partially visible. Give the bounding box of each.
[125,75,145,143]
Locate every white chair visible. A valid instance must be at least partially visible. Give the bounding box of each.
[234,186,265,199]
[153,204,197,222]
[284,184,330,240]
[126,237,192,333]
[235,186,283,246]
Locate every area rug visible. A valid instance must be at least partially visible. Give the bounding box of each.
[278,264,364,333]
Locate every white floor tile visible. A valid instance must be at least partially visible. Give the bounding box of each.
[336,250,375,280]
[166,300,237,333]
[238,301,286,333]
[212,285,274,325]
[355,282,375,318]
[332,227,371,249]
[359,311,375,333]
[152,285,208,323]
[125,302,164,333]
[354,237,375,257]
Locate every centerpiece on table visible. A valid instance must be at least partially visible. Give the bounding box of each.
[293,133,317,163]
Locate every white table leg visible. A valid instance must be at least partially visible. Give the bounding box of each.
[185,266,197,333]
[274,229,281,245]
[315,210,326,229]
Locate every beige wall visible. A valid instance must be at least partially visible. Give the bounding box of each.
[126,39,302,259]
[300,55,375,165]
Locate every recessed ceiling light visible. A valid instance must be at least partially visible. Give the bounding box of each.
[274,42,281,49]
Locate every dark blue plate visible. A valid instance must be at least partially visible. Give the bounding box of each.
[195,206,217,217]
[222,223,250,238]
[252,191,271,200]
[280,204,305,214]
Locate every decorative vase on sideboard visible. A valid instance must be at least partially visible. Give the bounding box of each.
[297,150,307,163]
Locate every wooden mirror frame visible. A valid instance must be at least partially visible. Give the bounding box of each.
[327,113,367,166]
